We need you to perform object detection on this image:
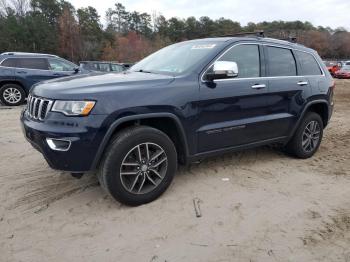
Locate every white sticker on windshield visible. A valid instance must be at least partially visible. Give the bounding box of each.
[191,44,216,50]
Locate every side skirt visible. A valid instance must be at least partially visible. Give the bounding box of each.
[187,136,288,163]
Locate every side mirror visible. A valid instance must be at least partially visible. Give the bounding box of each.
[206,61,238,81]
[74,67,80,74]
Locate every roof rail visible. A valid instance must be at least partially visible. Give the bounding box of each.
[276,36,298,43]
[0,52,58,57]
[220,30,265,38]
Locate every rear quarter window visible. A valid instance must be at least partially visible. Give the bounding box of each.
[1,58,17,68]
[295,51,323,76]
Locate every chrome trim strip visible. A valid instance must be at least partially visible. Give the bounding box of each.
[38,99,44,120]
[46,138,71,152]
[200,42,325,83]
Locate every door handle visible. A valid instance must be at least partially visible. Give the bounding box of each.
[17,71,27,74]
[251,84,266,89]
[297,81,308,86]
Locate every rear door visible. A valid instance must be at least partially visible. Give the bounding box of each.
[197,43,271,153]
[15,58,52,88]
[263,45,311,139]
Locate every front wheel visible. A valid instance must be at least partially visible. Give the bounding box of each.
[285,112,324,159]
[98,126,177,206]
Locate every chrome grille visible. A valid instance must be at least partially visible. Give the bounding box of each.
[27,95,53,121]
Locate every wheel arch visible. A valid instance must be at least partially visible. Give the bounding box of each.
[0,80,28,94]
[288,99,330,141]
[91,113,189,170]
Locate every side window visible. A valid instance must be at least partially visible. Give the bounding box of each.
[111,64,124,72]
[1,58,17,67]
[18,58,49,70]
[266,46,296,76]
[295,51,322,76]
[98,63,111,72]
[48,58,75,71]
[218,44,260,78]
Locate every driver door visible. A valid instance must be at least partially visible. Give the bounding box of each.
[197,43,271,153]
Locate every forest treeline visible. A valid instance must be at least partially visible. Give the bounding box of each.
[1,0,349,63]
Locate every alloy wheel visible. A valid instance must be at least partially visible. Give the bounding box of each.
[3,87,22,104]
[120,142,168,194]
[302,120,321,153]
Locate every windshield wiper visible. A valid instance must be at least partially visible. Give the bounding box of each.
[135,69,153,73]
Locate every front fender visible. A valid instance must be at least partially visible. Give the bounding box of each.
[91,112,189,169]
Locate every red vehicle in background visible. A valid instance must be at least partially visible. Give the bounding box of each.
[334,65,350,79]
[324,61,340,77]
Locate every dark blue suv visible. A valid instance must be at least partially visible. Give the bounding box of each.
[0,52,78,106]
[21,36,334,205]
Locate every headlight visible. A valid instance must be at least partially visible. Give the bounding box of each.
[51,100,95,116]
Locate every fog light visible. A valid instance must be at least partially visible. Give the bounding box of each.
[46,138,71,151]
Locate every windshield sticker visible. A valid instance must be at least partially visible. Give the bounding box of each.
[191,44,216,50]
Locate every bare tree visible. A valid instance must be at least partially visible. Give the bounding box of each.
[0,0,29,16]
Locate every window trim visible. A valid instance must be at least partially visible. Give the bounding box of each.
[0,57,77,72]
[201,42,325,83]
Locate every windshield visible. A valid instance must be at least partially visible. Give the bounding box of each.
[131,41,221,76]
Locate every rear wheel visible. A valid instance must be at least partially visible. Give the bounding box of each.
[285,112,323,158]
[0,84,26,106]
[98,126,177,206]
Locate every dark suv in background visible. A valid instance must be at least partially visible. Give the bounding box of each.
[21,35,334,206]
[0,52,78,106]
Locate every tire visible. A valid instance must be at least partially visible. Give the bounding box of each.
[0,84,26,106]
[285,112,324,159]
[98,126,177,206]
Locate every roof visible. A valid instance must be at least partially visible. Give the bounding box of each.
[188,35,312,52]
[0,52,58,58]
[80,61,123,65]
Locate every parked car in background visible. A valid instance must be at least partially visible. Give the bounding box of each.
[334,65,350,79]
[21,35,334,206]
[79,61,126,73]
[323,61,340,77]
[0,52,79,106]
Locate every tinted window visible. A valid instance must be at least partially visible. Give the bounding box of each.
[111,64,124,72]
[48,58,75,71]
[266,47,296,76]
[18,58,48,70]
[1,58,17,67]
[296,51,322,75]
[218,44,260,78]
[98,63,111,72]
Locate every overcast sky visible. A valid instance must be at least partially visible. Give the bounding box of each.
[68,0,350,30]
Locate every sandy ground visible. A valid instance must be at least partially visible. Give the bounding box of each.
[0,80,349,262]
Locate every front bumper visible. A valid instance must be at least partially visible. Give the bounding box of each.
[21,110,108,172]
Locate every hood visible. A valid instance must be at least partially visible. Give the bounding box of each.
[32,71,175,99]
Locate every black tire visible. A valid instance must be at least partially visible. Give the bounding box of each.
[0,84,26,106]
[98,126,177,206]
[285,112,324,159]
